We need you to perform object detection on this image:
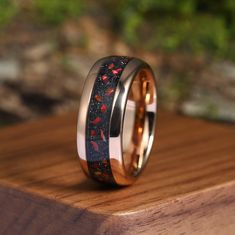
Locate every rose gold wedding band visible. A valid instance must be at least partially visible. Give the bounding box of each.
[77,56,157,186]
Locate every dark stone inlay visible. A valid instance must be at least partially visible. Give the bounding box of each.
[86,56,131,184]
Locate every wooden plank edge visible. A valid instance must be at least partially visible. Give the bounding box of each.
[98,180,235,234]
[1,179,235,235]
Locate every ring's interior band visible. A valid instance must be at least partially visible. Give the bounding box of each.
[122,68,156,176]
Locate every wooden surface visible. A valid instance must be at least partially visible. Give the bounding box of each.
[0,111,235,235]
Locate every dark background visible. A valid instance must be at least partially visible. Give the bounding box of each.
[0,0,235,126]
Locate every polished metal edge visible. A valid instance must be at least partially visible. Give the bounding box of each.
[76,58,106,176]
[109,58,157,185]
[77,56,157,185]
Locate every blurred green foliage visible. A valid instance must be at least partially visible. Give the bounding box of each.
[0,0,234,60]
[0,0,84,26]
[108,0,235,60]
[0,0,18,27]
[34,0,84,25]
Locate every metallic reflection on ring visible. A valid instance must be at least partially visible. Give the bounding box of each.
[77,56,157,186]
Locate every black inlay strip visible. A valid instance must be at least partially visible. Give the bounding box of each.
[85,56,131,184]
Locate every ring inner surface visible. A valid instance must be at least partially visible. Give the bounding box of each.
[122,68,156,176]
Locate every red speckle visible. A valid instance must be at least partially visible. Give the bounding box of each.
[101,75,108,83]
[112,68,122,75]
[105,87,114,96]
[108,63,115,69]
[91,117,102,125]
[93,161,100,168]
[100,129,106,142]
[100,104,107,112]
[90,141,99,151]
[95,95,102,102]
[102,159,108,166]
[90,130,96,136]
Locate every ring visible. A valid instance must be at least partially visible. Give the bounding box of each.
[77,56,157,185]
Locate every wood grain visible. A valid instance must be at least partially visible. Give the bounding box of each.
[0,111,235,235]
